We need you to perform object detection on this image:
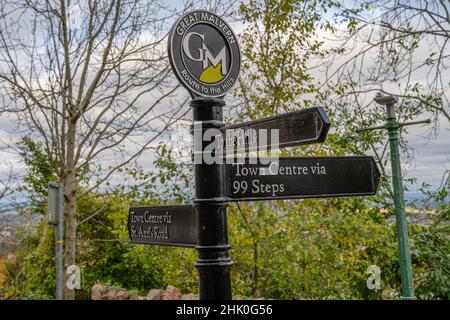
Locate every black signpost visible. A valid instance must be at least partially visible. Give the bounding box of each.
[226,156,380,201]
[168,10,241,300]
[222,107,330,154]
[191,98,232,300]
[126,9,382,301]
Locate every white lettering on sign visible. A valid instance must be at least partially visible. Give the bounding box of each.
[225,128,257,149]
[251,179,285,196]
[182,32,228,75]
[180,69,201,90]
[129,211,172,240]
[235,163,323,177]
[130,225,169,240]
[192,121,280,164]
[175,12,236,44]
[221,77,234,91]
[176,12,199,35]
[231,162,327,197]
[130,211,173,224]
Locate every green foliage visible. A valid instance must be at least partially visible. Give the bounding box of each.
[412,221,450,299]
[2,140,197,299]
[3,137,448,300]
[1,223,56,299]
[236,0,341,120]
[2,1,448,301]
[112,142,192,204]
[228,198,399,299]
[410,184,450,299]
[17,137,59,215]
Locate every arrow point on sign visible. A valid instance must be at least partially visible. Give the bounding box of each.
[316,107,331,143]
[371,157,381,194]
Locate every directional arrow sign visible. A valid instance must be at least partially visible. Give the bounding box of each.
[226,156,380,201]
[221,107,330,154]
[128,205,197,247]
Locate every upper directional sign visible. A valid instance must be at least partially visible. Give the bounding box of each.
[128,205,197,247]
[226,156,380,201]
[221,107,330,154]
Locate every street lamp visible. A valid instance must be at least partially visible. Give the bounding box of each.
[374,92,398,119]
[373,92,416,300]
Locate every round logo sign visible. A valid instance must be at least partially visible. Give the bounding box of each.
[168,10,241,98]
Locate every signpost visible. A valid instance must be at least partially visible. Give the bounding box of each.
[128,205,197,247]
[170,9,240,300]
[48,182,64,300]
[226,156,380,201]
[221,107,330,154]
[126,9,383,301]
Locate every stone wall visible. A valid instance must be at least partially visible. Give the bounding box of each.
[91,283,198,300]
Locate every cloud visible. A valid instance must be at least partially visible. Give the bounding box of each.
[401,115,450,188]
[0,2,448,208]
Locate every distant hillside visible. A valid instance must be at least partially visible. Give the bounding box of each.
[0,211,42,258]
[0,211,26,224]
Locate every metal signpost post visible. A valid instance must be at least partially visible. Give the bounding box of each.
[127,9,384,301]
[191,98,233,300]
[169,10,241,300]
[48,182,64,300]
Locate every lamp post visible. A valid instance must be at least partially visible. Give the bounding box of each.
[373,93,416,299]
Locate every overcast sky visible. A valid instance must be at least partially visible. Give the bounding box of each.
[0,1,449,209]
[401,115,449,191]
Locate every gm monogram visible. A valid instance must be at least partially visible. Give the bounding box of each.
[182,31,227,84]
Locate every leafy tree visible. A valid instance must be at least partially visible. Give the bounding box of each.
[2,0,448,301]
[329,0,450,128]
[235,0,342,120]
[0,0,190,299]
[232,0,449,299]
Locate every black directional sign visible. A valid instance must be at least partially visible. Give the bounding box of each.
[221,107,330,154]
[226,156,380,201]
[128,205,197,247]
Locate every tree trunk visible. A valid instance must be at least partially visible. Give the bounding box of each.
[64,119,77,300]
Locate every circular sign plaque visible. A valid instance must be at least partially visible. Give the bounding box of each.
[168,10,241,98]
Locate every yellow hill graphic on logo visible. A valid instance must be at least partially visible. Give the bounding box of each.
[199,63,223,84]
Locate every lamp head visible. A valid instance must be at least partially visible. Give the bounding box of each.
[373,92,398,106]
